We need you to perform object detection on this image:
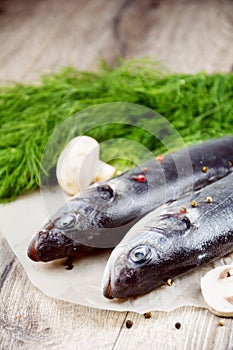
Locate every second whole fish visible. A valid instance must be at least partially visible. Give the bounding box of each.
[102,173,233,299]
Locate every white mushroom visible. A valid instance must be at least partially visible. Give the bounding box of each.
[56,136,116,195]
[201,265,233,317]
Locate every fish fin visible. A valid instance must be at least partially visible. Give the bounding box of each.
[146,214,192,236]
[146,226,170,236]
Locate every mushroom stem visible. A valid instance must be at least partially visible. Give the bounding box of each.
[94,161,116,182]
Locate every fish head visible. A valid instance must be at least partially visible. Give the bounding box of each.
[27,226,82,262]
[102,209,192,298]
[27,201,94,262]
[102,229,174,299]
[28,178,142,262]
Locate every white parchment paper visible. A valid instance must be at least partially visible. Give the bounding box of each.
[1,189,232,314]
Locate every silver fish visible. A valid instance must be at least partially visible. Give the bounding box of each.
[28,136,233,262]
[102,173,233,299]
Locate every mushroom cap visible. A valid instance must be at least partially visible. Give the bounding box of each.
[56,136,100,195]
[201,265,233,317]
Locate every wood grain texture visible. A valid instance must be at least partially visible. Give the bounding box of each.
[116,0,233,74]
[0,0,233,82]
[114,308,233,350]
[0,232,126,350]
[1,0,233,349]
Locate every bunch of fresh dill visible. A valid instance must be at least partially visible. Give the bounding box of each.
[0,58,232,202]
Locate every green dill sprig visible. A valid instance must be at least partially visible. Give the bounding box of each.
[0,59,232,202]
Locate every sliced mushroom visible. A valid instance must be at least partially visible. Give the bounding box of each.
[201,265,233,317]
[56,136,116,195]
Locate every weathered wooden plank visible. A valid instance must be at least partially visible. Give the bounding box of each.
[0,0,233,83]
[116,0,233,74]
[0,0,124,82]
[0,233,127,350]
[0,234,15,289]
[113,308,233,350]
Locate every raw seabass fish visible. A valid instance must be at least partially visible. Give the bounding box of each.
[27,136,233,262]
[102,173,233,299]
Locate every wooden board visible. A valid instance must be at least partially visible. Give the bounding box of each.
[1,0,233,348]
[0,0,233,83]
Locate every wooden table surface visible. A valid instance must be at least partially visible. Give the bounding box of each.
[1,0,233,349]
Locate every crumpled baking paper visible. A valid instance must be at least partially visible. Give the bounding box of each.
[1,188,232,314]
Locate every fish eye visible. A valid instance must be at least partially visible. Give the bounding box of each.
[97,184,115,200]
[129,245,151,264]
[56,214,76,229]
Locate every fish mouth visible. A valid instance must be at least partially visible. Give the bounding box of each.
[27,238,40,262]
[103,278,113,299]
[27,229,82,262]
[102,260,115,299]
